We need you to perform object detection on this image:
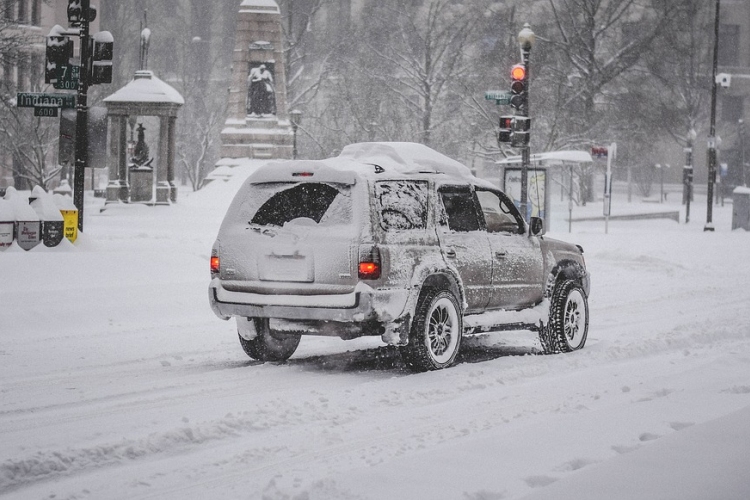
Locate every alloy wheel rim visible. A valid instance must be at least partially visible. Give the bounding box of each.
[564,289,586,349]
[427,298,458,363]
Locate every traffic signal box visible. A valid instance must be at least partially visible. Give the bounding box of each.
[496,63,531,148]
[45,36,73,84]
[92,31,113,84]
[510,64,527,111]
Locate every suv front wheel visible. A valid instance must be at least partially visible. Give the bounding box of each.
[539,279,589,354]
[400,288,463,371]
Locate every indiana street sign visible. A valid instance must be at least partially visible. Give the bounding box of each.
[485,90,512,105]
[16,92,76,109]
[53,65,80,90]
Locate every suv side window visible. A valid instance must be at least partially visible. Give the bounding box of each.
[374,180,429,231]
[476,189,524,234]
[439,187,482,232]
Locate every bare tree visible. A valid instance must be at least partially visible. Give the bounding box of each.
[0,3,60,190]
[357,0,482,147]
[0,90,61,190]
[532,0,680,200]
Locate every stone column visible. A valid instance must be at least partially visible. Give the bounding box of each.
[105,115,121,203]
[167,115,177,202]
[155,116,171,204]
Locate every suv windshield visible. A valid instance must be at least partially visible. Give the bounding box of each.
[246,182,352,227]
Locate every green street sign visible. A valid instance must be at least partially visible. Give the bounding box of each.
[485,90,512,105]
[53,65,80,90]
[16,92,76,109]
[34,105,59,118]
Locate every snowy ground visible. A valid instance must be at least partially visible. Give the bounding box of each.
[2,169,750,500]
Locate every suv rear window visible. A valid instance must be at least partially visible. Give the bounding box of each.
[247,182,352,227]
[374,181,428,231]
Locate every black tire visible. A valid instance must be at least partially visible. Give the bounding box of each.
[400,288,463,371]
[539,279,589,354]
[238,318,301,362]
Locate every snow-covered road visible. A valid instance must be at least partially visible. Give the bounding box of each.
[2,180,750,499]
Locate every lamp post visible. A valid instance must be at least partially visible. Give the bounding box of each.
[517,23,535,221]
[739,119,747,187]
[290,109,302,159]
[684,128,697,223]
[368,121,378,142]
[705,0,720,231]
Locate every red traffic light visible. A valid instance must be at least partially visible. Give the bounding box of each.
[499,116,513,129]
[511,64,526,81]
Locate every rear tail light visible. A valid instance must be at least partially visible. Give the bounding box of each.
[210,253,220,275]
[358,246,381,280]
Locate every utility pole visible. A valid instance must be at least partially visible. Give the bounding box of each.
[517,24,535,221]
[73,0,92,233]
[705,0,720,232]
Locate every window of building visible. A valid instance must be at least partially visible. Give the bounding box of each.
[16,0,26,23]
[4,0,16,21]
[722,95,744,123]
[31,0,40,25]
[719,24,740,66]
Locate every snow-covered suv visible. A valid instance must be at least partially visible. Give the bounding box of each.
[209,142,590,371]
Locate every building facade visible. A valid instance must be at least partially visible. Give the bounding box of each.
[718,0,750,189]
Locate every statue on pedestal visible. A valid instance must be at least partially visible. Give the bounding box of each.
[246,63,276,117]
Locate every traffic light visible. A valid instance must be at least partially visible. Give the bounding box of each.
[45,35,73,84]
[498,115,513,144]
[91,31,113,85]
[67,0,82,26]
[511,116,531,147]
[67,1,96,27]
[510,63,527,111]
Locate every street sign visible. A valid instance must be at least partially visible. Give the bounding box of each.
[34,105,59,117]
[53,65,80,90]
[485,90,512,105]
[16,92,76,109]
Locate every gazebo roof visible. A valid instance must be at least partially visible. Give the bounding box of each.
[104,70,184,106]
[240,0,280,14]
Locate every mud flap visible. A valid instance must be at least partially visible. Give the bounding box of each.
[381,313,411,346]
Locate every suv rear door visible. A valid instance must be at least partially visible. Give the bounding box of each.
[217,180,358,295]
[437,185,492,313]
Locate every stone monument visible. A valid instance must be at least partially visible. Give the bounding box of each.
[220,0,294,160]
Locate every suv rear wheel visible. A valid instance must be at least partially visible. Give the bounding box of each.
[238,318,301,362]
[539,279,589,354]
[400,288,463,371]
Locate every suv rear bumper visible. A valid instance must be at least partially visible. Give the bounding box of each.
[209,278,409,325]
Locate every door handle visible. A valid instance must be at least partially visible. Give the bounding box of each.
[445,248,456,258]
[495,251,507,259]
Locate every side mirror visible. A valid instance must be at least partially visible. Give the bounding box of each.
[529,216,544,236]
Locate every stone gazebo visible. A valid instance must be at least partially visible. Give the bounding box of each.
[103,70,184,205]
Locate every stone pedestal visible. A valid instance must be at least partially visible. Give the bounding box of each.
[220,0,294,160]
[129,168,153,203]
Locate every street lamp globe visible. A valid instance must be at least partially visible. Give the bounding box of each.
[518,23,535,51]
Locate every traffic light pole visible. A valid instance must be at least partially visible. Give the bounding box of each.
[73,0,91,232]
[519,46,531,221]
[705,0,720,232]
